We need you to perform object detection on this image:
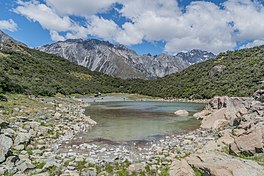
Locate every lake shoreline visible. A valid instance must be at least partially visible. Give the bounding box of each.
[1,92,264,175]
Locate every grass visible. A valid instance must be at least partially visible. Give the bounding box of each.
[76,159,87,172]
[193,168,204,176]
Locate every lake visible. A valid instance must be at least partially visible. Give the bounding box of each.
[77,100,205,143]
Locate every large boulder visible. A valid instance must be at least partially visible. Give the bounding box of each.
[174,110,189,116]
[187,152,264,176]
[169,159,195,176]
[230,124,263,155]
[193,110,211,120]
[200,108,227,129]
[200,96,251,129]
[0,134,13,163]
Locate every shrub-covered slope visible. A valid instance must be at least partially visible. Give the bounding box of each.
[0,47,127,96]
[128,46,264,98]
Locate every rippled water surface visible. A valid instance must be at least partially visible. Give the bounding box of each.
[78,100,205,143]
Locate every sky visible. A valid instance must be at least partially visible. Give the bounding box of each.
[1,0,264,55]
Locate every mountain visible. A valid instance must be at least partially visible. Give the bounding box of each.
[128,46,264,98]
[38,39,215,79]
[0,30,26,48]
[176,49,216,64]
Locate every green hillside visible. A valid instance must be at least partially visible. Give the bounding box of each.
[0,46,126,96]
[127,46,264,99]
[1,43,264,99]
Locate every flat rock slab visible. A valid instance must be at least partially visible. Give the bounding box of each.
[169,159,195,176]
[186,152,264,176]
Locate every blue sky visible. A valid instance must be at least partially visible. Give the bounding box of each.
[1,0,264,55]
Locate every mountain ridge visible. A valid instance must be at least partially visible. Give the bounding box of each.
[38,39,216,79]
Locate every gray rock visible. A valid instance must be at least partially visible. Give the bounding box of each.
[187,152,264,176]
[14,132,31,146]
[128,163,145,173]
[16,160,35,173]
[169,159,195,176]
[0,134,13,163]
[209,65,226,77]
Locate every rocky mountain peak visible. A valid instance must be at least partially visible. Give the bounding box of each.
[38,39,215,79]
[0,30,26,47]
[176,49,216,64]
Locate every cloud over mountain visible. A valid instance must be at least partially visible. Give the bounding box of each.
[13,0,264,53]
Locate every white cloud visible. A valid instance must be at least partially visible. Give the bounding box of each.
[46,0,117,17]
[240,39,264,49]
[14,0,89,41]
[0,19,18,32]
[15,0,76,32]
[87,16,120,41]
[50,30,65,41]
[13,0,264,53]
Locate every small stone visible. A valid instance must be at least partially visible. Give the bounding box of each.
[14,144,25,151]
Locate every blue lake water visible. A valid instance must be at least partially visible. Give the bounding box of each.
[79,101,205,143]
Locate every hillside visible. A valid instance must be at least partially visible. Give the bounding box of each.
[128,46,264,98]
[0,46,127,96]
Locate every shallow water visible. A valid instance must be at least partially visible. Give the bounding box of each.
[78,100,205,143]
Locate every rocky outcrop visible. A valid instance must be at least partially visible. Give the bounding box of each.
[186,152,264,176]
[208,65,226,77]
[196,96,251,130]
[38,39,215,79]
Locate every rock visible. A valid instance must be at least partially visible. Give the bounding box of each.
[1,128,16,138]
[174,110,189,116]
[253,90,264,101]
[54,112,62,119]
[218,132,234,145]
[0,119,9,129]
[232,125,263,155]
[169,159,195,176]
[212,119,228,130]
[43,156,58,170]
[14,144,25,151]
[201,108,227,129]
[208,65,226,77]
[16,160,35,173]
[232,129,246,137]
[187,152,264,176]
[14,132,31,146]
[193,110,211,120]
[0,166,6,175]
[207,96,227,110]
[0,134,13,163]
[128,163,145,173]
[0,95,8,102]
